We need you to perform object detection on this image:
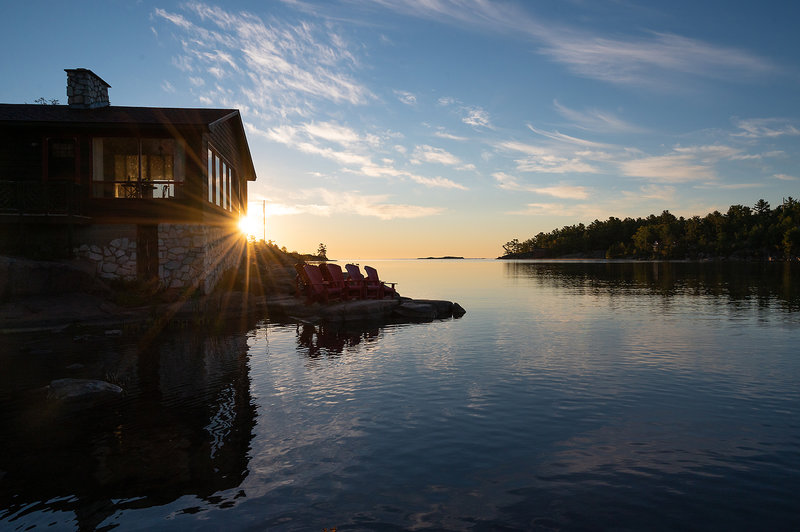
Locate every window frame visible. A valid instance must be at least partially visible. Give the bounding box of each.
[207,145,236,212]
[91,136,185,199]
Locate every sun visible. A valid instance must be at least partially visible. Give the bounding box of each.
[238,212,260,238]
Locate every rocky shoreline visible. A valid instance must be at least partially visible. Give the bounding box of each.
[1,292,465,334]
[0,256,465,334]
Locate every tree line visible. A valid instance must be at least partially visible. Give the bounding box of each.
[502,197,800,260]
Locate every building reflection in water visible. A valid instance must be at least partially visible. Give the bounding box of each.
[0,325,256,530]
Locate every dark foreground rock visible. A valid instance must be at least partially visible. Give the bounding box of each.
[46,378,123,405]
[1,291,465,333]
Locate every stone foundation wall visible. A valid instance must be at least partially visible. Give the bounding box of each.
[199,224,244,294]
[158,224,206,291]
[73,223,243,294]
[73,225,138,281]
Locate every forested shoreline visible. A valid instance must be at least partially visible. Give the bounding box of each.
[501,197,800,260]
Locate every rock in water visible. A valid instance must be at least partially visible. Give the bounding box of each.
[47,378,123,404]
[452,303,466,318]
[394,301,439,319]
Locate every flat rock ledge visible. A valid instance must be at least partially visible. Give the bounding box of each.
[1,291,465,333]
[266,296,465,324]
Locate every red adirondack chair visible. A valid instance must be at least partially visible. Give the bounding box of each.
[364,265,398,298]
[303,264,343,303]
[345,264,379,299]
[321,263,361,300]
[319,262,336,285]
[294,262,311,298]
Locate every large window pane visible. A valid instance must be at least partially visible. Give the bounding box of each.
[208,149,213,203]
[215,156,221,206]
[92,137,184,199]
[207,147,236,210]
[92,137,137,198]
[141,139,175,198]
[221,161,227,209]
[228,166,235,211]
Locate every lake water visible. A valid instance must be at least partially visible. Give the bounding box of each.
[1,260,799,531]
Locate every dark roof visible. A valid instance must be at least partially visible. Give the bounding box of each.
[0,104,237,126]
[0,104,257,182]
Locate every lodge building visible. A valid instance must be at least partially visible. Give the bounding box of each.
[0,69,258,293]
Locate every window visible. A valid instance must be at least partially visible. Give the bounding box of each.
[47,138,77,181]
[207,146,236,211]
[227,165,233,211]
[207,149,214,203]
[92,138,184,198]
[215,156,221,206]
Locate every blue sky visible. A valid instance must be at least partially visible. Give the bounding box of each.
[3,0,799,258]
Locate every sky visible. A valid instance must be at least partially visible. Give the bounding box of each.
[2,1,800,258]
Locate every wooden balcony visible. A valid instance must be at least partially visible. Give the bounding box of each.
[0,180,88,220]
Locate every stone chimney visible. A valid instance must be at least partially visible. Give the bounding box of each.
[65,68,111,109]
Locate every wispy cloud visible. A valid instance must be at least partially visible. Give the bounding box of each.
[497,141,601,174]
[330,191,445,219]
[359,163,468,189]
[268,188,445,219]
[156,2,474,197]
[434,129,468,141]
[493,173,589,199]
[409,175,467,189]
[733,118,800,138]
[533,185,590,200]
[620,154,714,182]
[251,120,468,189]
[411,144,461,166]
[621,144,745,183]
[367,1,777,89]
[155,2,373,118]
[507,202,609,219]
[553,100,644,133]
[255,122,373,166]
[538,31,774,89]
[527,125,614,149]
[672,144,741,161]
[493,172,525,191]
[462,106,492,128]
[302,121,379,148]
[774,173,798,181]
[394,90,417,105]
[516,155,599,174]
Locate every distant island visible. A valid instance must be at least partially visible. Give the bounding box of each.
[418,256,465,260]
[499,197,800,261]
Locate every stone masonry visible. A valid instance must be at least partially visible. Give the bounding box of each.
[158,224,243,293]
[65,68,111,109]
[73,224,243,294]
[75,237,137,281]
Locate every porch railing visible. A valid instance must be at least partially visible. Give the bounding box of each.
[0,180,86,216]
[91,180,184,199]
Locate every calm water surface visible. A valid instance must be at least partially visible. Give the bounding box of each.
[1,260,799,531]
